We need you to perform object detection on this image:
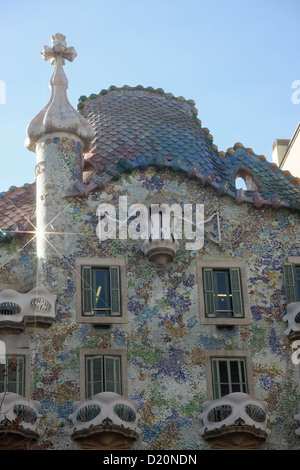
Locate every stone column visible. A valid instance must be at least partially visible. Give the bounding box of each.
[25,33,94,287]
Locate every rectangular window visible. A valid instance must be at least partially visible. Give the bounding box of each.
[85,355,122,398]
[0,355,25,396]
[211,357,248,399]
[81,266,121,317]
[203,268,243,318]
[283,262,300,303]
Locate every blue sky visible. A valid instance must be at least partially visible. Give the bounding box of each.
[0,0,299,192]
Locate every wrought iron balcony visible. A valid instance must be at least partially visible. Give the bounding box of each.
[0,287,56,332]
[0,392,41,449]
[283,301,300,340]
[69,392,141,450]
[199,392,270,449]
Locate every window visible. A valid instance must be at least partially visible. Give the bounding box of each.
[0,355,25,396]
[211,357,248,399]
[197,260,250,325]
[85,355,122,398]
[205,350,253,400]
[81,266,121,316]
[203,268,243,318]
[76,258,127,325]
[80,348,127,400]
[283,259,300,303]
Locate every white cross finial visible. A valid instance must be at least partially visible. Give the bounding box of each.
[41,33,77,65]
[25,34,94,153]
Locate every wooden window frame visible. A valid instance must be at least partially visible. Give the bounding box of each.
[76,258,127,325]
[197,259,250,325]
[80,348,128,400]
[283,257,300,304]
[204,350,254,400]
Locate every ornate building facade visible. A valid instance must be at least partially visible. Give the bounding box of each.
[0,33,299,450]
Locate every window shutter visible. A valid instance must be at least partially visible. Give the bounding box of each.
[229,268,243,317]
[203,269,216,317]
[109,267,121,316]
[86,356,103,397]
[283,262,297,304]
[104,356,122,394]
[81,267,92,315]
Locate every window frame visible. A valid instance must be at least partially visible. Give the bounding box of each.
[76,258,127,325]
[80,348,128,400]
[0,354,25,396]
[204,350,254,400]
[197,259,250,325]
[0,337,30,397]
[283,256,300,304]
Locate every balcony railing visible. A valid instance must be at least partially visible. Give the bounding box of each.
[0,392,41,449]
[283,301,300,340]
[199,392,270,449]
[69,391,141,450]
[0,287,56,331]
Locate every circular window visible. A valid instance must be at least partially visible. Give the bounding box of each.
[0,302,21,315]
[245,404,266,423]
[31,297,51,312]
[207,404,232,422]
[295,312,300,324]
[14,404,37,424]
[114,404,136,423]
[76,404,101,423]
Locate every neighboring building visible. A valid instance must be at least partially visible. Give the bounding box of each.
[0,33,299,450]
[272,124,300,177]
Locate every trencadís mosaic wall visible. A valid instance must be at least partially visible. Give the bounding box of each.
[0,166,299,450]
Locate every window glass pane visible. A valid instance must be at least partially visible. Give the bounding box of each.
[218,360,229,382]
[230,360,240,383]
[214,270,233,316]
[296,267,300,299]
[212,358,248,399]
[92,268,111,313]
[220,384,230,396]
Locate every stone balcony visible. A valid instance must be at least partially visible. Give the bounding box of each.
[141,238,180,270]
[69,392,141,450]
[0,287,56,332]
[283,301,300,340]
[199,392,270,449]
[0,392,41,449]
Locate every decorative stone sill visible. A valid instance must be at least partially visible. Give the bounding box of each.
[283,302,300,340]
[141,239,180,269]
[69,392,141,450]
[0,392,41,449]
[0,287,56,332]
[199,392,270,450]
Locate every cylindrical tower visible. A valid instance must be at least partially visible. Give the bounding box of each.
[25,33,94,285]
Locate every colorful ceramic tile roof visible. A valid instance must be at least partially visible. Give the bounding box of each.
[1,85,300,240]
[78,85,300,211]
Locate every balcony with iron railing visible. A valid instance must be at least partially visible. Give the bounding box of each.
[0,287,56,332]
[199,392,270,449]
[0,392,41,449]
[68,392,141,450]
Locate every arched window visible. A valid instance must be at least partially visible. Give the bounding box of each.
[235,169,258,191]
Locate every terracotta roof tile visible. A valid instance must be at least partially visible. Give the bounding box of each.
[0,183,35,231]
